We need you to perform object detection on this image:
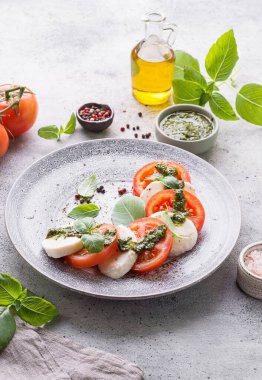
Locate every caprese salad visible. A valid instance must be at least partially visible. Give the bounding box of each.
[42,161,205,279]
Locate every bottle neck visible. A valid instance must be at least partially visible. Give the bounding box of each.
[145,21,163,40]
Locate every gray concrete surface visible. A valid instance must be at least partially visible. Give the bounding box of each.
[1,0,262,378]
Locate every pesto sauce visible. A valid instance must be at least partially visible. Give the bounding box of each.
[46,227,116,247]
[171,189,189,224]
[155,163,177,177]
[160,111,213,141]
[104,229,117,246]
[46,227,80,239]
[171,210,188,224]
[118,225,167,254]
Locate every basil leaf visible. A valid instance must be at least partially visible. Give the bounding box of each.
[0,307,16,351]
[236,83,262,126]
[18,288,27,301]
[73,217,96,233]
[199,92,210,106]
[161,176,183,190]
[78,174,97,198]
[16,296,58,327]
[64,113,76,134]
[184,67,207,89]
[38,126,60,140]
[209,92,239,121]
[68,204,100,219]
[173,79,204,105]
[0,274,23,306]
[145,173,163,181]
[111,195,146,226]
[160,212,179,238]
[81,233,105,253]
[173,50,200,80]
[13,299,22,311]
[199,81,218,106]
[205,29,238,82]
[206,81,218,93]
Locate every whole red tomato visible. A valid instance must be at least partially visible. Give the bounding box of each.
[0,123,9,157]
[0,84,38,136]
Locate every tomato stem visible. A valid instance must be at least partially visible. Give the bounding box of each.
[4,86,25,100]
[0,86,26,117]
[0,100,19,116]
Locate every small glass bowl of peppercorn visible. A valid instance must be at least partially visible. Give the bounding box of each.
[76,102,114,132]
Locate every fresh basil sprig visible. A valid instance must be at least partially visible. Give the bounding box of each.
[146,173,163,181]
[73,217,116,253]
[146,174,184,190]
[81,230,116,253]
[0,307,16,351]
[68,203,100,219]
[160,212,180,237]
[111,195,146,226]
[0,274,23,306]
[173,50,200,80]
[0,274,58,351]
[78,174,97,199]
[146,164,183,189]
[38,113,76,141]
[172,29,262,126]
[81,232,105,253]
[73,217,97,233]
[161,176,184,190]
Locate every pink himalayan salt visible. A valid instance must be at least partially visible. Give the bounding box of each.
[244,249,262,277]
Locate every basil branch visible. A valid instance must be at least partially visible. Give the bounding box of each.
[172,29,262,126]
[0,274,58,352]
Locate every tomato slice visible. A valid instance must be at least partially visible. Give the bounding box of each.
[65,224,118,269]
[146,189,205,233]
[128,217,172,273]
[133,161,191,196]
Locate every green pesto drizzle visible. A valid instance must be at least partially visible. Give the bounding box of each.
[118,225,167,254]
[171,189,189,224]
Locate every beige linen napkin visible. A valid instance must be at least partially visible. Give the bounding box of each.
[0,322,143,380]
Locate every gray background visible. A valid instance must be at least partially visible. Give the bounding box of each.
[0,0,261,379]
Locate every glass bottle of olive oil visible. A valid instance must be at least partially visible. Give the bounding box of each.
[131,12,177,105]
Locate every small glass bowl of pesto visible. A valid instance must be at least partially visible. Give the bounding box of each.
[155,105,219,154]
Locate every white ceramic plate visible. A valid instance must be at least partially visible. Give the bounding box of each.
[5,139,241,299]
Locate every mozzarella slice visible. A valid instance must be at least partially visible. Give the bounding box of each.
[99,225,137,279]
[140,181,195,205]
[151,211,198,258]
[140,181,165,204]
[42,236,83,258]
[184,182,196,194]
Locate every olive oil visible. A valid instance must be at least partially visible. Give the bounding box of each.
[131,41,175,105]
[131,13,176,106]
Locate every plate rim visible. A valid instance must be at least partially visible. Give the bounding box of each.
[5,138,241,300]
